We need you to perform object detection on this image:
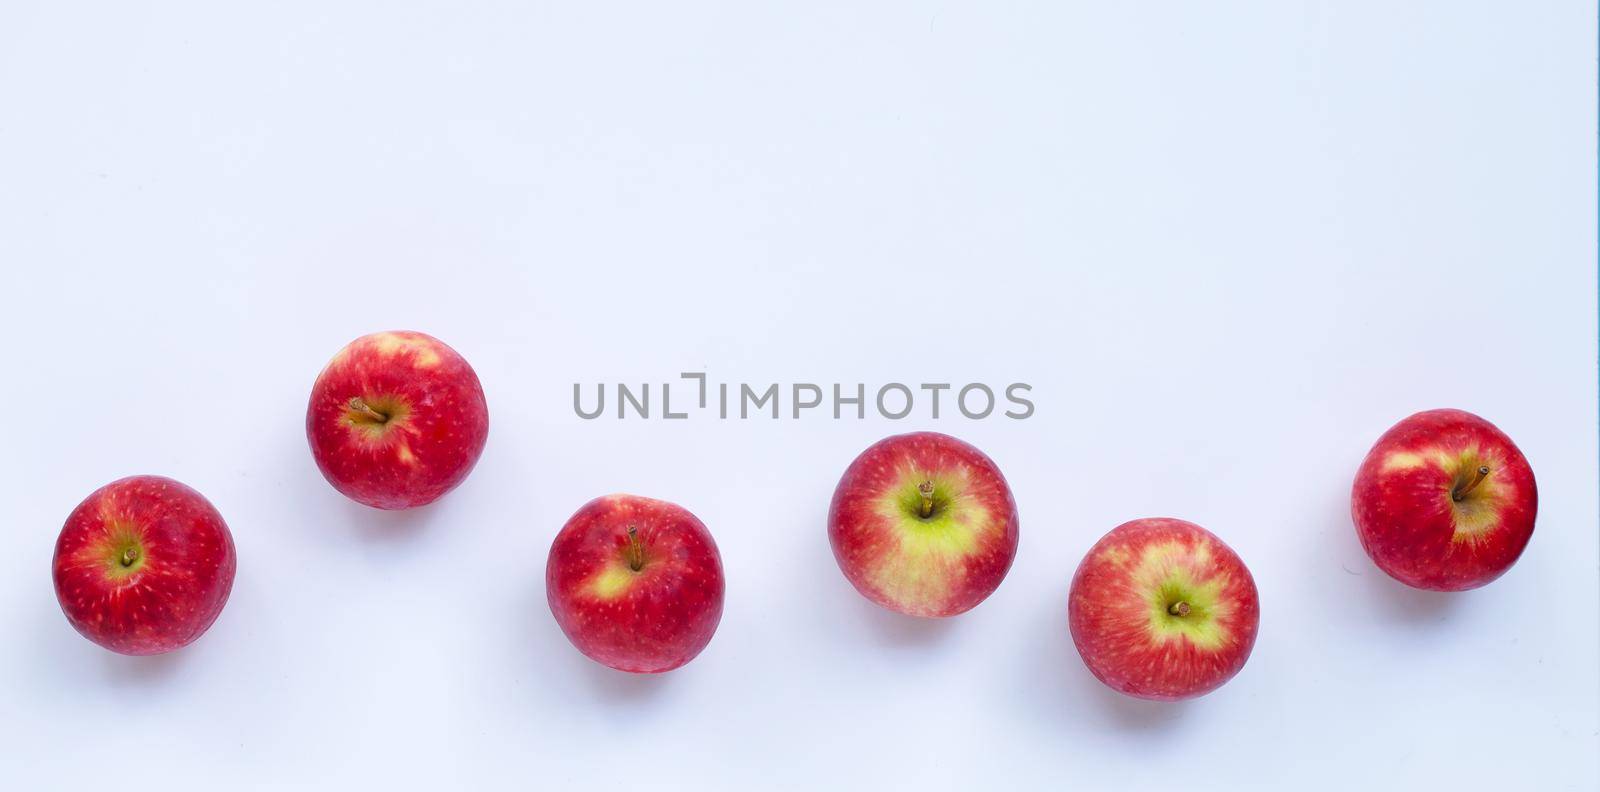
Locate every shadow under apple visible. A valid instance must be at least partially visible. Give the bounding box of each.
[101,644,187,687]
[848,593,960,649]
[340,495,442,542]
[1313,488,1463,626]
[519,574,674,707]
[1011,585,1187,734]
[800,512,963,649]
[575,656,674,703]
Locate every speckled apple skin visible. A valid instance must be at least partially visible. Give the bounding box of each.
[1351,408,1537,591]
[52,476,236,656]
[1068,518,1259,701]
[306,330,489,510]
[828,432,1019,618]
[547,495,725,674]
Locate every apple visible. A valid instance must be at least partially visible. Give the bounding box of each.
[1351,408,1537,591]
[828,431,1019,618]
[1068,518,1259,701]
[306,330,489,510]
[52,476,237,655]
[546,494,725,673]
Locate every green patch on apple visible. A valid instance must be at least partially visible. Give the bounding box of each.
[99,523,147,580]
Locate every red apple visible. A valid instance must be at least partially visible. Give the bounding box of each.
[52,476,237,655]
[546,495,725,673]
[828,432,1019,618]
[1068,518,1259,701]
[1351,408,1537,591]
[306,330,489,510]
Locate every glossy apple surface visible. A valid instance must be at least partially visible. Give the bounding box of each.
[1351,408,1537,591]
[828,431,1019,618]
[1069,518,1259,701]
[547,495,725,673]
[52,476,237,655]
[306,330,489,510]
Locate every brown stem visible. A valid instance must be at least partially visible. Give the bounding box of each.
[1168,601,1191,617]
[348,397,389,423]
[1452,466,1491,502]
[625,525,645,571]
[120,547,139,567]
[917,481,936,518]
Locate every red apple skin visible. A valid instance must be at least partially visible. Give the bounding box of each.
[547,495,725,674]
[52,476,237,656]
[306,331,489,510]
[828,432,1019,618]
[1069,518,1259,701]
[1351,408,1537,591]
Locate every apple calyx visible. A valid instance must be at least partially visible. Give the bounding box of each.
[1168,601,1191,617]
[625,525,645,571]
[347,397,390,425]
[1452,465,1491,502]
[917,481,936,518]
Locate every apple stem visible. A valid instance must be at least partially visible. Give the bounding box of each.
[1168,601,1191,617]
[120,547,139,567]
[917,481,936,518]
[348,397,389,423]
[1452,466,1492,502]
[625,525,645,571]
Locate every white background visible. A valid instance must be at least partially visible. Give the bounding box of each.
[1,2,1595,790]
